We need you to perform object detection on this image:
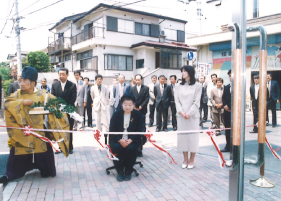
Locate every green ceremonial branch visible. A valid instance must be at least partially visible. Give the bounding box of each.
[32,97,76,119]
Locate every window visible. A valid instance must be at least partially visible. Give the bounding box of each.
[164,29,177,41]
[107,16,118,31]
[104,54,133,71]
[77,50,93,60]
[64,54,71,61]
[136,59,144,69]
[160,49,182,69]
[150,24,159,38]
[135,22,150,36]
[118,19,134,34]
[177,30,185,42]
[253,0,259,18]
[80,57,98,70]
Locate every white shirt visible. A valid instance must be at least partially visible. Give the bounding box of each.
[267,81,271,97]
[160,84,164,95]
[217,87,223,96]
[61,81,66,92]
[137,85,141,93]
[119,83,125,97]
[255,84,259,100]
[122,113,131,139]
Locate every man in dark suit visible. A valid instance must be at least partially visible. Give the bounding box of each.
[222,70,231,152]
[266,73,280,127]
[169,75,177,131]
[83,77,93,127]
[154,75,172,132]
[250,75,260,133]
[51,68,77,154]
[199,75,208,126]
[8,73,21,96]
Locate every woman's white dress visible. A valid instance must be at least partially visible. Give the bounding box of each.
[174,82,202,152]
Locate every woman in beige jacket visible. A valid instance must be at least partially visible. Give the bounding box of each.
[174,66,202,169]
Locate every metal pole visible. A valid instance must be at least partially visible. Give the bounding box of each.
[14,0,22,74]
[229,0,246,200]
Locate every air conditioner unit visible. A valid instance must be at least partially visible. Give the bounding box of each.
[160,29,166,37]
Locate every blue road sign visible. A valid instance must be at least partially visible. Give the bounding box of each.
[187,51,194,60]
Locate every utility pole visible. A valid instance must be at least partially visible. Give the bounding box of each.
[14,0,22,74]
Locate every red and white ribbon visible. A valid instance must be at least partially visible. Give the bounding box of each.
[145,131,177,165]
[23,126,63,153]
[93,130,119,161]
[265,137,280,160]
[206,128,226,168]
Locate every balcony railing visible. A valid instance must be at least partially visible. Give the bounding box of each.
[71,26,105,45]
[48,37,71,54]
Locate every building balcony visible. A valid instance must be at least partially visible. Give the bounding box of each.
[71,26,104,46]
[48,37,71,56]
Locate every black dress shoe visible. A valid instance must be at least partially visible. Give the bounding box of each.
[117,171,124,182]
[250,130,258,133]
[69,150,73,154]
[124,174,131,181]
[55,150,62,154]
[221,148,230,152]
[0,176,9,184]
[173,127,177,131]
[163,128,168,132]
[148,123,153,127]
[40,171,50,178]
[156,128,160,132]
[266,123,269,126]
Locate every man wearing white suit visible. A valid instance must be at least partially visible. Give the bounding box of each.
[91,74,109,132]
[74,70,87,129]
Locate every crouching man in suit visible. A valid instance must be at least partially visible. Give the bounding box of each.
[110,93,145,182]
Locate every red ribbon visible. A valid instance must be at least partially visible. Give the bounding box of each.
[23,126,61,153]
[206,129,226,168]
[145,131,177,164]
[265,137,280,160]
[93,130,117,159]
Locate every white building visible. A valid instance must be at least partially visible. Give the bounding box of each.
[47,3,196,84]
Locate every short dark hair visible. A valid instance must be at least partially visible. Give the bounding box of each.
[216,78,224,83]
[74,70,81,75]
[211,73,217,78]
[80,76,83,79]
[158,75,165,80]
[135,74,143,80]
[267,73,272,78]
[180,66,196,85]
[253,75,259,79]
[53,79,58,82]
[58,68,69,74]
[227,70,231,76]
[95,74,103,80]
[84,77,89,81]
[121,92,135,104]
[151,75,157,79]
[170,75,177,80]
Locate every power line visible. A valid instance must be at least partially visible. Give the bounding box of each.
[23,0,64,16]
[0,3,14,34]
[13,0,41,17]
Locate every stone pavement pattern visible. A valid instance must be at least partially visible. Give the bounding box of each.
[1,112,281,200]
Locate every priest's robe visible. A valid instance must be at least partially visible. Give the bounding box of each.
[4,89,70,180]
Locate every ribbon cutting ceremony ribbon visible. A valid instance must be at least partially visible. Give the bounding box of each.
[23,125,63,153]
[145,131,177,165]
[93,130,119,161]
[206,128,226,168]
[265,137,280,160]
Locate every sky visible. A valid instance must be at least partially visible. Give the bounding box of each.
[0,0,197,62]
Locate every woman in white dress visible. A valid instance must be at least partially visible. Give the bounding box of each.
[174,66,202,169]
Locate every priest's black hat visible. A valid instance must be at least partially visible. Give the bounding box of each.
[21,66,38,81]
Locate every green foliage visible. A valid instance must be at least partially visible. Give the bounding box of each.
[0,64,11,81]
[3,79,13,97]
[32,97,76,119]
[22,57,29,68]
[27,51,51,72]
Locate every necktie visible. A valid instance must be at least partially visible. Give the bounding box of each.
[161,85,164,96]
[98,85,101,92]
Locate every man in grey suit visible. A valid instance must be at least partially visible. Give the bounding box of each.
[113,75,128,110]
[8,73,21,96]
[108,78,118,118]
[74,70,87,129]
[148,75,157,127]
[210,78,224,135]
[154,75,173,132]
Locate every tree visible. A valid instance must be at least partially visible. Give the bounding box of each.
[0,62,12,97]
[27,51,51,72]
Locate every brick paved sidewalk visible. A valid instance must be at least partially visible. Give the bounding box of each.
[2,131,281,201]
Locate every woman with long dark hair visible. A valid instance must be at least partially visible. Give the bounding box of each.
[174,66,202,169]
